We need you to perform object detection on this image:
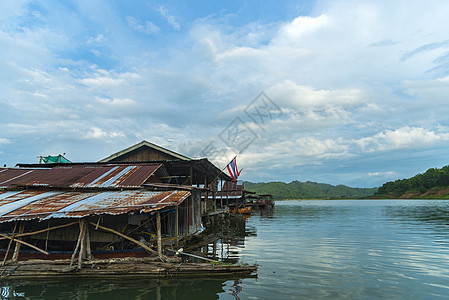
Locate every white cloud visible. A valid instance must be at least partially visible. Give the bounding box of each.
[126,16,159,35]
[157,6,180,30]
[84,127,125,139]
[2,1,449,187]
[96,97,136,107]
[79,69,140,88]
[273,14,331,46]
[0,138,11,145]
[86,34,106,46]
[268,80,364,107]
[355,127,447,152]
[368,171,395,176]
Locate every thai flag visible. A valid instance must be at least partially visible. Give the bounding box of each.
[227,156,242,182]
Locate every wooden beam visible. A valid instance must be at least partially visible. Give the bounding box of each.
[175,206,179,247]
[85,224,92,260]
[0,221,78,241]
[78,220,87,270]
[71,220,85,266]
[88,222,160,257]
[157,211,162,258]
[2,222,18,266]
[12,222,25,262]
[0,232,49,256]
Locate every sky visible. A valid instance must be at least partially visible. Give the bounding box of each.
[1,0,449,188]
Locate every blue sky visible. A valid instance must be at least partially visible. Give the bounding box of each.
[2,0,449,187]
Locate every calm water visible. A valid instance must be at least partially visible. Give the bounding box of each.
[3,199,449,299]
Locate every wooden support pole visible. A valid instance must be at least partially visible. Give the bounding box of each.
[88,222,160,257]
[2,222,18,266]
[157,211,162,258]
[226,185,229,208]
[0,221,78,241]
[220,179,223,209]
[175,206,179,247]
[0,233,49,256]
[78,220,86,270]
[45,220,50,252]
[71,220,85,266]
[12,222,25,262]
[85,223,92,260]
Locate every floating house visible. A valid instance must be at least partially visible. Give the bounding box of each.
[0,141,235,270]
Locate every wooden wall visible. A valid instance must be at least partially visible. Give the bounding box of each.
[108,147,176,162]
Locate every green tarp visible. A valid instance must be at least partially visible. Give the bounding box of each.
[42,155,71,164]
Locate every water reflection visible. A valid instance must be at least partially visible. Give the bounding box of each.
[0,212,261,300]
[385,200,449,226]
[6,201,449,299]
[274,200,351,221]
[1,278,234,300]
[189,213,258,264]
[384,200,449,246]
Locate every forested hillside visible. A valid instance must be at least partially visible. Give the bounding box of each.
[374,165,449,198]
[243,181,378,200]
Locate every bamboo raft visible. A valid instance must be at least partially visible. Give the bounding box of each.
[0,257,257,279]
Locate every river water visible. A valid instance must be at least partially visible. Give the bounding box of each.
[2,199,449,299]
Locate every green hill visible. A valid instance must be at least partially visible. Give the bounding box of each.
[374,165,449,199]
[243,181,378,200]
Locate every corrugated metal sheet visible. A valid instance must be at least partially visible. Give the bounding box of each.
[0,191,62,217]
[0,189,190,223]
[0,164,161,189]
[0,191,101,222]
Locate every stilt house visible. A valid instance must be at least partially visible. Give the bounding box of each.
[0,141,231,263]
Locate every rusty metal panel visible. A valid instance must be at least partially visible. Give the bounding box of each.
[0,191,62,216]
[0,169,37,188]
[63,190,190,217]
[69,166,116,188]
[0,190,24,201]
[0,190,48,206]
[0,164,161,189]
[83,166,125,188]
[139,190,191,213]
[96,166,135,187]
[3,192,100,221]
[0,189,190,222]
[61,190,146,217]
[31,167,94,187]
[70,164,161,188]
[116,165,161,187]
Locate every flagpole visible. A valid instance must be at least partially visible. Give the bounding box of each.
[210,156,236,186]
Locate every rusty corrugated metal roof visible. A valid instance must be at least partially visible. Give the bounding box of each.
[0,189,190,222]
[0,164,161,189]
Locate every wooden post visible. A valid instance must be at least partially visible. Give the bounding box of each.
[175,206,179,247]
[45,220,50,251]
[2,222,18,266]
[204,175,208,216]
[213,183,216,212]
[12,222,25,262]
[156,211,162,258]
[220,179,223,209]
[71,219,85,266]
[85,223,92,260]
[78,219,87,270]
[226,183,229,208]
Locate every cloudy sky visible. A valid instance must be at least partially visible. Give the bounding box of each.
[1,0,449,187]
